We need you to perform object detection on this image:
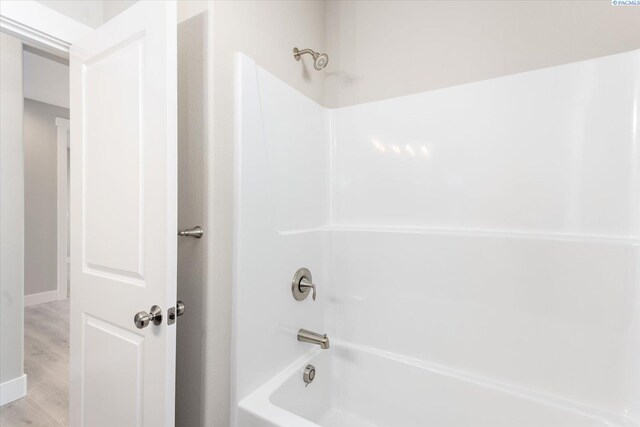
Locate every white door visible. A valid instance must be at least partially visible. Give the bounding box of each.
[69,2,177,426]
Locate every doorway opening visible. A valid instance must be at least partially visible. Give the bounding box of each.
[22,44,71,426]
[1,2,206,425]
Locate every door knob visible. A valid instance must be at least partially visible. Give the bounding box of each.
[134,305,163,329]
[176,300,185,316]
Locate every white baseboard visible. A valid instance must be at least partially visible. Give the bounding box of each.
[0,374,27,406]
[24,290,59,307]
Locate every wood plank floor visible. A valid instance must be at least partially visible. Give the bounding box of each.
[1,299,70,427]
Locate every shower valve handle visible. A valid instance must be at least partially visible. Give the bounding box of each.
[291,268,317,302]
[299,278,316,301]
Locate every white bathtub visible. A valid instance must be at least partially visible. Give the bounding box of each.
[238,343,632,427]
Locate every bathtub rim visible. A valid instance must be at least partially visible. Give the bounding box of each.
[238,340,637,427]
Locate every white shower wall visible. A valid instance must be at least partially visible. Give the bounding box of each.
[234,49,640,424]
[327,49,640,419]
[330,52,640,234]
[234,54,328,409]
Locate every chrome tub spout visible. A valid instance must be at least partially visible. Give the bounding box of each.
[297,328,330,349]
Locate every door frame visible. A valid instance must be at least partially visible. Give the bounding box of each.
[56,117,70,301]
[0,0,87,408]
[2,2,85,304]
[0,0,92,56]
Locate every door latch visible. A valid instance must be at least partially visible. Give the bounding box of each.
[167,300,185,325]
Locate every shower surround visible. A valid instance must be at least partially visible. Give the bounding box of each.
[232,51,640,426]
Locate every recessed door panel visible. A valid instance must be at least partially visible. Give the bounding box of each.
[83,37,144,283]
[83,315,143,427]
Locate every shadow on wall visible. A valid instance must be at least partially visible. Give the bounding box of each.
[176,11,207,427]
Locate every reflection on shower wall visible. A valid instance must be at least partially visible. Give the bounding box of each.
[233,49,640,424]
[328,49,640,417]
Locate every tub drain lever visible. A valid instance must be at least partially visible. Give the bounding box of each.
[303,364,316,386]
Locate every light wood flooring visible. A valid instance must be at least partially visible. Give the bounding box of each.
[0,299,70,426]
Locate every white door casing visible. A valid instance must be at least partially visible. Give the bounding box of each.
[69,2,177,427]
[56,117,70,301]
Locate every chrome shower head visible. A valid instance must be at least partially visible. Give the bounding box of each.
[314,53,329,70]
[293,47,329,71]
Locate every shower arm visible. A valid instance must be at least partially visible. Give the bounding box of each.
[293,48,319,61]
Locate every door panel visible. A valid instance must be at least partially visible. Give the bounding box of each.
[69,2,177,426]
[83,315,144,427]
[84,35,144,281]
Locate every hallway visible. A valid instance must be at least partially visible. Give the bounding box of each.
[0,299,69,426]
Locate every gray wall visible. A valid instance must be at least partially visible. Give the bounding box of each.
[176,11,207,427]
[0,33,24,387]
[23,99,69,296]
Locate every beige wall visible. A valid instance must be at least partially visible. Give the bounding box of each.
[0,33,24,390]
[36,0,103,28]
[212,0,326,105]
[37,0,138,28]
[102,0,138,23]
[23,99,70,297]
[104,0,205,25]
[206,1,326,425]
[325,0,640,107]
